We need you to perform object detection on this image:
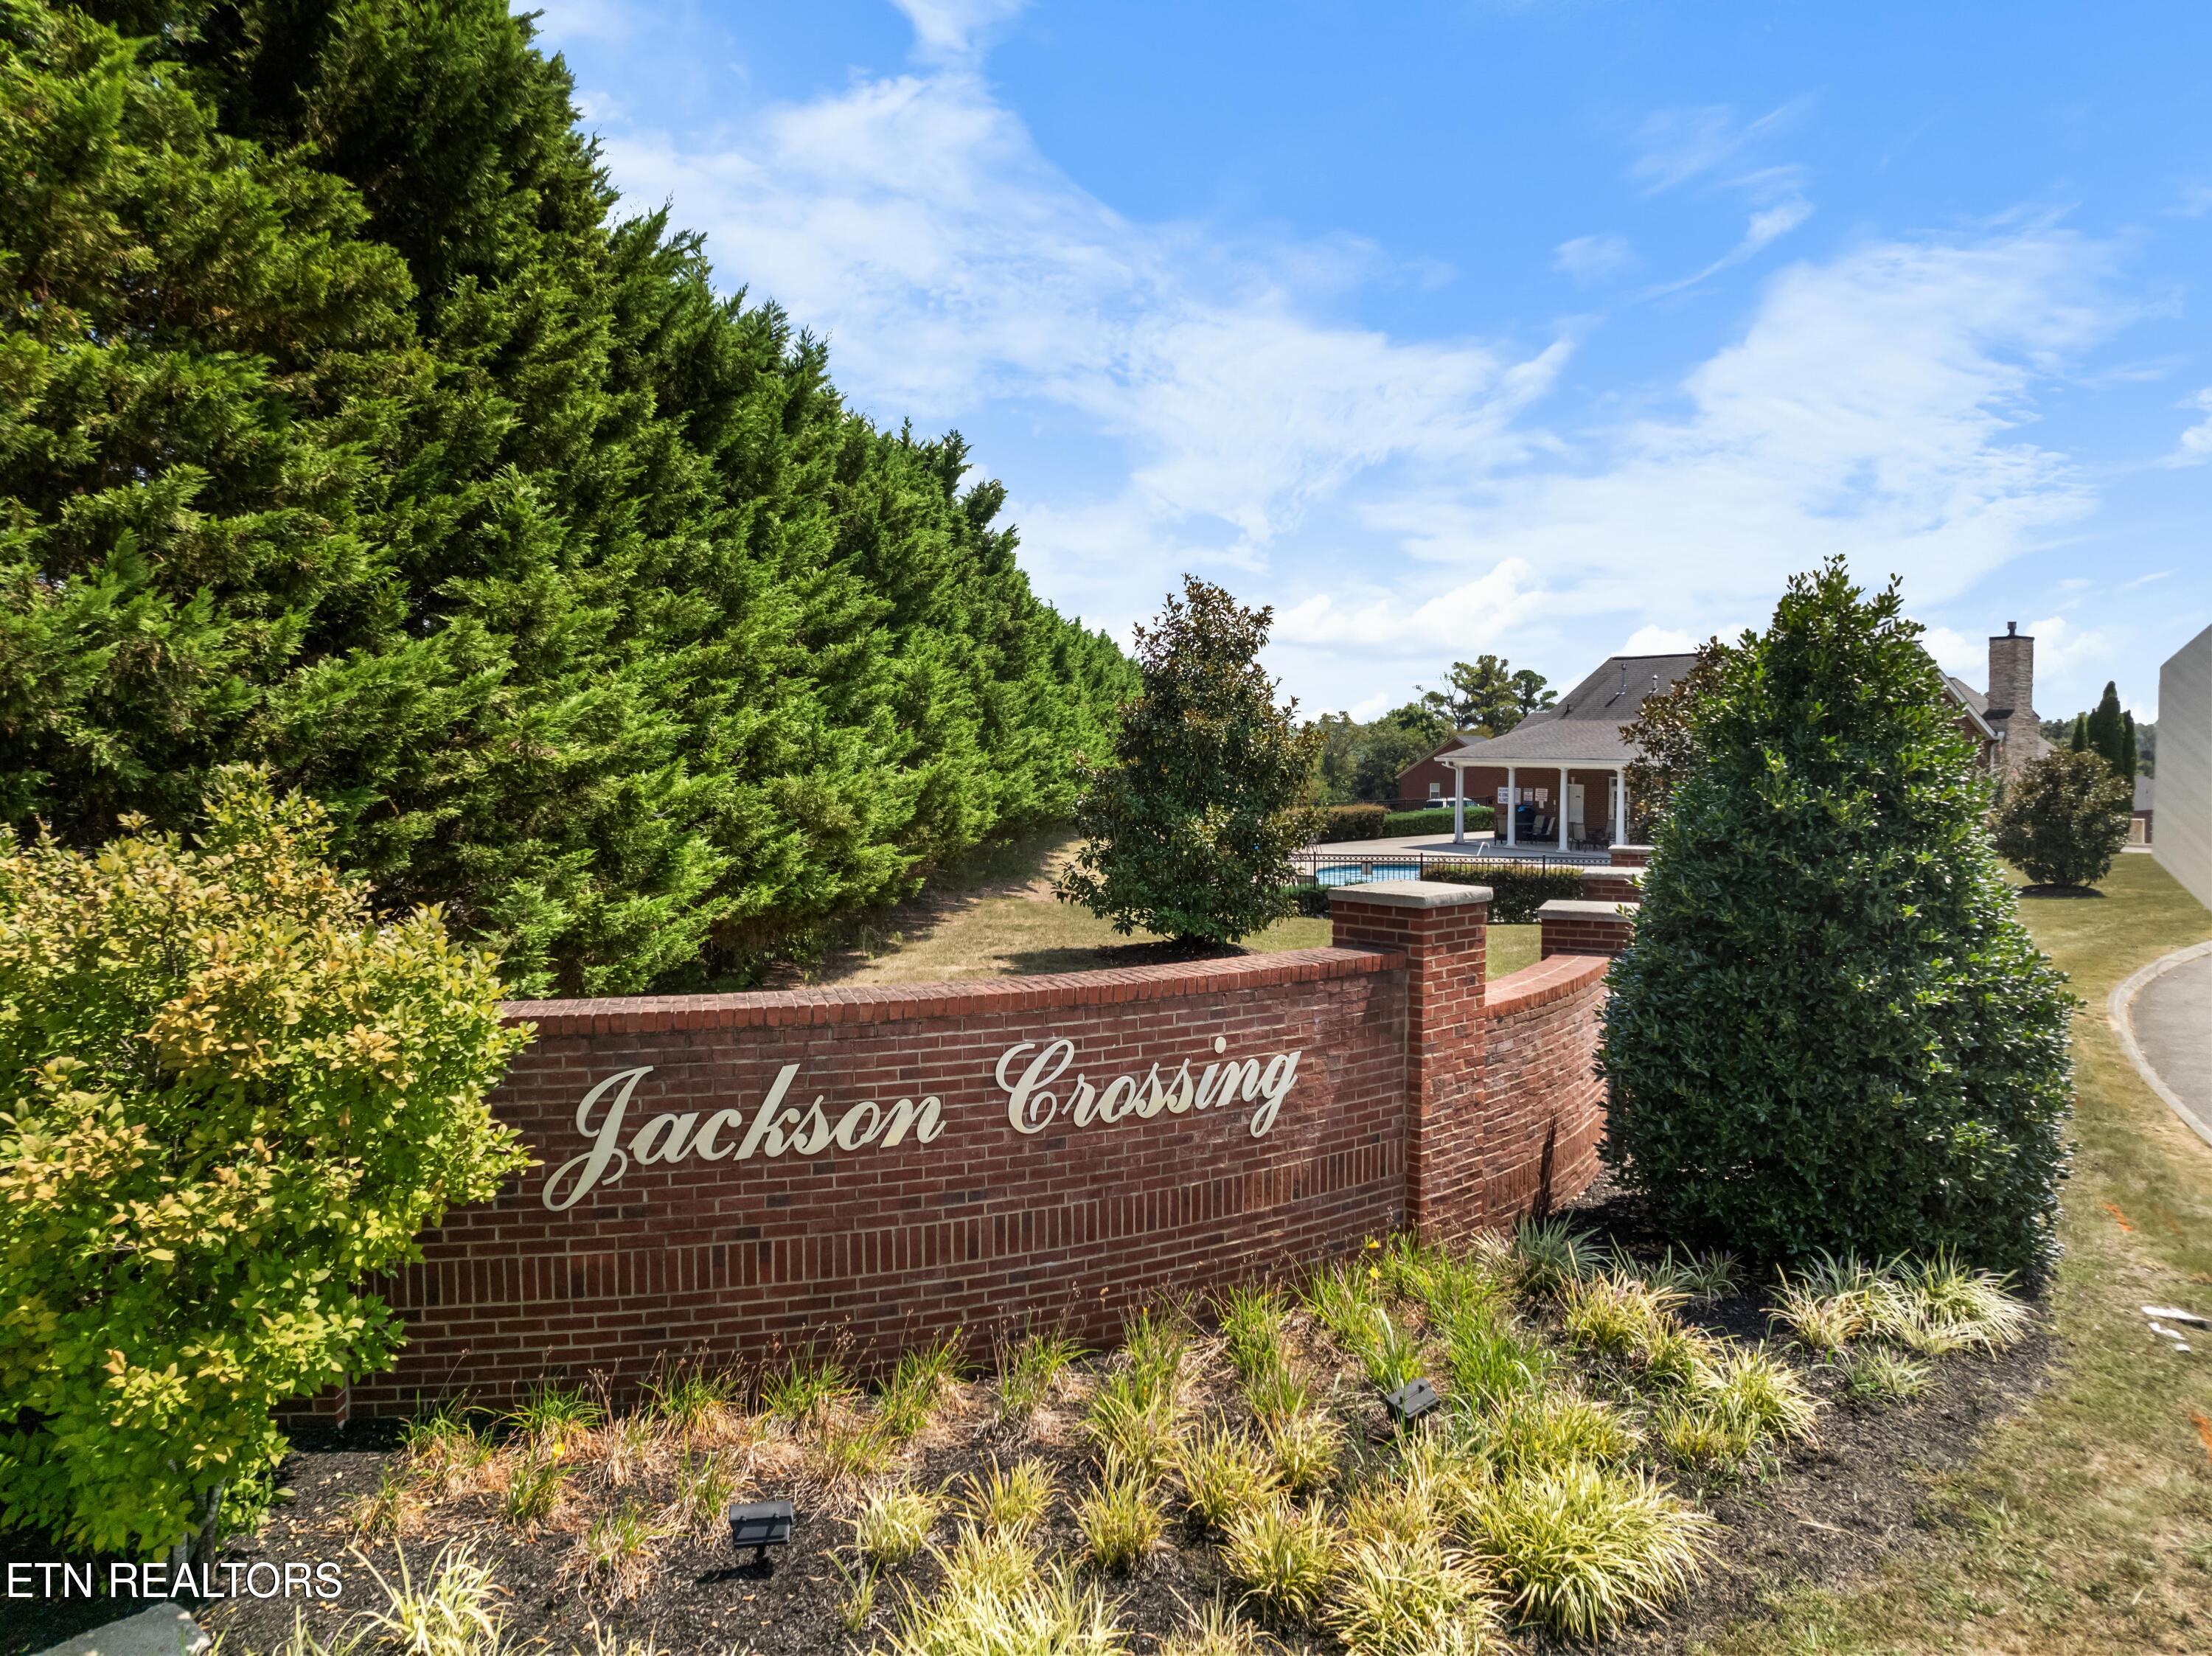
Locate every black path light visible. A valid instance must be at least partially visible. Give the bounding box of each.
[1381,1377,1441,1426]
[728,1499,796,1570]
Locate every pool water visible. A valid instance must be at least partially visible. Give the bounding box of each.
[1312,861,1423,886]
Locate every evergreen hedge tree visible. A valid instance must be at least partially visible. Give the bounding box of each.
[2084,681,2125,776]
[1599,561,2074,1278]
[1059,578,1321,946]
[0,0,1133,995]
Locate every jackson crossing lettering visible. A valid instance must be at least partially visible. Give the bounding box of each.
[539,1034,1304,1210]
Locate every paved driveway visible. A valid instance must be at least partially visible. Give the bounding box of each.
[2129,949,2212,1146]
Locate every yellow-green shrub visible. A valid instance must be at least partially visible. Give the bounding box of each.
[0,774,528,1555]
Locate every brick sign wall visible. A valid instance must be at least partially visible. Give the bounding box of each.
[336,883,1624,1416]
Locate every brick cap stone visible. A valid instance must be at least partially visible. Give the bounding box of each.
[1577,866,1644,884]
[1332,880,1492,909]
[1537,898,1641,918]
[1613,843,1655,853]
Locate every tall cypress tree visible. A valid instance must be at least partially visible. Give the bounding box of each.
[2120,711,2138,784]
[1,0,1133,993]
[2084,681,2125,777]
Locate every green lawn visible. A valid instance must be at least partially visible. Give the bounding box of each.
[812,835,1541,984]
[1705,852,2212,1655]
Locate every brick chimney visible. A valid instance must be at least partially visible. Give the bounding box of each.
[1987,622,2036,726]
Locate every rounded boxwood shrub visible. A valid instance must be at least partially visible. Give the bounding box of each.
[0,771,529,1557]
[1992,749,2132,890]
[1598,563,2073,1278]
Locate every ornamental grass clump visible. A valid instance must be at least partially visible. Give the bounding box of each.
[1601,561,2074,1279]
[1221,1499,1335,1623]
[1698,1349,1818,1445]
[1174,1424,1281,1531]
[1085,1372,1185,1481]
[888,1556,1127,1656]
[0,773,528,1559]
[1829,1346,1933,1406]
[1219,1286,1290,1382]
[1262,1408,1345,1495]
[1076,1455,1165,1573]
[997,1331,1084,1419]
[959,1456,1057,1540]
[1326,1531,1499,1656]
[1476,1394,1638,1477]
[1509,1220,1603,1298]
[1469,1463,1714,1640]
[880,1334,963,1440]
[1443,1318,1556,1416]
[855,1485,942,1568]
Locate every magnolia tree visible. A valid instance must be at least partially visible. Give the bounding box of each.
[1060,578,1321,945]
[0,772,527,1559]
[1992,749,2132,890]
[1599,562,2075,1278]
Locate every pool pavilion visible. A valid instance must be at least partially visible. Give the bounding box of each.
[1433,652,1700,852]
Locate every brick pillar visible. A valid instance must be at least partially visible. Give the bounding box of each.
[1537,899,1638,959]
[1329,880,1492,1242]
[1608,843,1652,869]
[1576,866,1644,905]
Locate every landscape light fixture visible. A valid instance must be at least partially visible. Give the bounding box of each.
[1380,1377,1441,1426]
[728,1499,796,1570]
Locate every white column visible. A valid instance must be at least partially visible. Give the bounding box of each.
[1558,766,1569,852]
[1505,765,1517,846]
[1613,765,1627,846]
[1452,761,1465,844]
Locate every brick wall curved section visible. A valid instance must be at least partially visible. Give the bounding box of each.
[353,948,1409,1413]
[1475,954,1611,1223]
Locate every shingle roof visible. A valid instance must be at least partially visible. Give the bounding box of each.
[1440,653,1700,767]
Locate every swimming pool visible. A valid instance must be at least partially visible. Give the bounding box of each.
[1312,861,1424,886]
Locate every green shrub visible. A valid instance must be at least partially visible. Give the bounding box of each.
[0,773,526,1557]
[1320,804,1391,841]
[1060,579,1322,945]
[1599,561,2075,1278]
[1420,863,1587,923]
[1281,883,1334,919]
[1380,805,1495,837]
[1992,749,2132,889]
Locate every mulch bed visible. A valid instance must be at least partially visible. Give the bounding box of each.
[8,1191,2056,1655]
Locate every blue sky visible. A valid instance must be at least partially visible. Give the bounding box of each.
[529,0,2212,723]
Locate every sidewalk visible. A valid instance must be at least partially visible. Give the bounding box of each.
[2111,941,2212,1149]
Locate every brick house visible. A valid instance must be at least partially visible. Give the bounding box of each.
[1419,623,2049,852]
[1943,622,2051,782]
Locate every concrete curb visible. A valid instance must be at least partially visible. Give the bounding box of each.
[35,1603,209,1656]
[2108,938,2212,1152]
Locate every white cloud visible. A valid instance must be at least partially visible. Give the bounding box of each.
[1555,234,1635,284]
[1629,100,1811,193]
[575,14,2129,713]
[891,0,1030,60]
[2026,614,2122,675]
[2171,180,2212,218]
[1621,625,1695,655]
[2170,387,2212,465]
[1644,195,1812,296]
[1920,625,1985,683]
